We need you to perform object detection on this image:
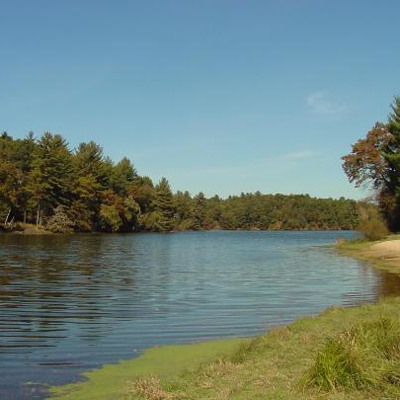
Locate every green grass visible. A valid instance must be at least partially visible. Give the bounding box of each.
[303,316,400,393]
[304,336,367,391]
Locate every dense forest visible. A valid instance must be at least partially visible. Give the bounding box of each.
[343,96,400,233]
[0,132,360,233]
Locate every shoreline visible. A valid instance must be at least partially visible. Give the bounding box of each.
[0,223,53,235]
[47,235,400,400]
[1,226,355,236]
[337,234,400,275]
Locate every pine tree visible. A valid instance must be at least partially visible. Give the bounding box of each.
[74,141,108,186]
[193,192,206,229]
[381,97,400,229]
[110,157,137,195]
[151,177,174,232]
[27,133,74,223]
[384,97,400,190]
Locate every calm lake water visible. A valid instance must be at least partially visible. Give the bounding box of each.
[1,230,400,399]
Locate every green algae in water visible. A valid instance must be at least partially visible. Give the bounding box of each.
[49,338,246,400]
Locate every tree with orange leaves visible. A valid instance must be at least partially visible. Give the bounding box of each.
[342,97,400,230]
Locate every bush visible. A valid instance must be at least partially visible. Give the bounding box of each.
[46,206,74,233]
[358,218,388,241]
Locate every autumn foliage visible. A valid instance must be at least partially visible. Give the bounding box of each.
[342,96,400,231]
[342,123,392,189]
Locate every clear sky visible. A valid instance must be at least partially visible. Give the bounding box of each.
[1,0,399,199]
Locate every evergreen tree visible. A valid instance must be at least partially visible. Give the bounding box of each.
[74,141,108,186]
[173,191,196,230]
[130,176,155,214]
[150,177,174,232]
[27,133,74,223]
[385,96,400,179]
[110,157,137,196]
[70,175,102,231]
[192,192,206,229]
[382,97,400,228]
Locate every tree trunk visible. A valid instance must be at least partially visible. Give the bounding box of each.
[36,206,40,226]
[4,208,11,226]
[23,211,27,224]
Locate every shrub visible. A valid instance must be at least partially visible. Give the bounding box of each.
[46,206,74,233]
[358,218,388,241]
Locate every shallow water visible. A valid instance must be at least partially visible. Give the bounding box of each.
[1,231,400,399]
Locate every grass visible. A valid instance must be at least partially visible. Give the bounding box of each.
[303,316,400,393]
[49,299,400,400]
[48,235,400,400]
[304,336,367,390]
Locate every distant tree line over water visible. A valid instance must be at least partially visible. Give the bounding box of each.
[0,132,360,233]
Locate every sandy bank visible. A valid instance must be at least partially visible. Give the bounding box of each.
[337,235,400,274]
[370,240,400,259]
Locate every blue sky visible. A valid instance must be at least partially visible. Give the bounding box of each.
[1,0,399,199]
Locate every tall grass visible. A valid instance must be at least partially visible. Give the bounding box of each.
[304,337,366,390]
[305,317,400,392]
[351,317,400,360]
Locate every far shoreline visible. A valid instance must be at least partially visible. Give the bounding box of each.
[0,225,356,236]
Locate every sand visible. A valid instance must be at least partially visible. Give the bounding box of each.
[370,240,400,260]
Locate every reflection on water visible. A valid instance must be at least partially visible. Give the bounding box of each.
[1,231,400,399]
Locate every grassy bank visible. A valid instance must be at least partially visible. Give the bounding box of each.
[49,236,400,400]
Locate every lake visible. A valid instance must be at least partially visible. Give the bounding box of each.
[1,230,400,399]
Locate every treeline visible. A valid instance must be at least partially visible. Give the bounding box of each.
[0,132,360,233]
[173,192,359,231]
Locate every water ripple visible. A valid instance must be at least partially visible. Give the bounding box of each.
[1,231,400,399]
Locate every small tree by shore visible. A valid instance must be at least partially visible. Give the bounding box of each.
[46,206,74,233]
